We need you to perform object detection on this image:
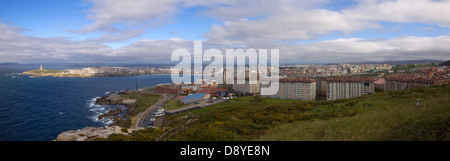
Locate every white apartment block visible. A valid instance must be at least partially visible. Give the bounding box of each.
[273,78,316,101]
[326,77,375,101]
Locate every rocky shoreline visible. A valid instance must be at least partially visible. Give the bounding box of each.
[57,87,159,141]
[94,91,138,127]
[56,126,144,141]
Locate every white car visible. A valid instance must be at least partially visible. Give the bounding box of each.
[150,118,156,121]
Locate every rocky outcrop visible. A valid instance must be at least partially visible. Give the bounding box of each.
[56,126,144,141]
[95,95,123,105]
[98,108,124,120]
[94,93,139,123]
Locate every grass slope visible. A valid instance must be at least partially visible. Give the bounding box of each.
[27,69,64,74]
[103,84,449,141]
[258,94,449,141]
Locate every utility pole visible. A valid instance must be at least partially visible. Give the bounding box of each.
[136,78,139,91]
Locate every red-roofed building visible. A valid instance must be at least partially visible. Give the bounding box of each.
[374,78,386,91]
[385,71,449,91]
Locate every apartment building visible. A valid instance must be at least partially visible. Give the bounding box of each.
[273,78,316,101]
[232,79,261,95]
[326,77,375,101]
[385,72,450,91]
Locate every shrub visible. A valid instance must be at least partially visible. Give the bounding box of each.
[254,95,263,103]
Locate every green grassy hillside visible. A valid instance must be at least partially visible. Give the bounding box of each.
[27,69,64,74]
[258,93,449,141]
[102,83,449,141]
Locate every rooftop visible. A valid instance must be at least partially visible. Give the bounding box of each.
[279,78,316,83]
[183,93,206,100]
[385,73,449,84]
[326,76,375,82]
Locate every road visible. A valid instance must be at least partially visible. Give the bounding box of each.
[135,94,171,128]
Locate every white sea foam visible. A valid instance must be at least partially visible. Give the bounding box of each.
[86,95,119,126]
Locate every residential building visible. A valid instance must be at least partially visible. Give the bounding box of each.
[273,78,316,101]
[232,79,261,95]
[385,72,449,91]
[326,77,375,100]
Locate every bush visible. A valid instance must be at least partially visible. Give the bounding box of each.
[254,95,263,103]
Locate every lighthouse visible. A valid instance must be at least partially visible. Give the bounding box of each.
[40,65,43,70]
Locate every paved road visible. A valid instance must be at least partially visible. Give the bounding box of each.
[136,94,170,127]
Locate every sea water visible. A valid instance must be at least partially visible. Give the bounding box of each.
[0,65,171,141]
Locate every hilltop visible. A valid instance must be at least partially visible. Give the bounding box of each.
[440,60,450,66]
[21,69,93,78]
[0,62,20,66]
[94,83,449,141]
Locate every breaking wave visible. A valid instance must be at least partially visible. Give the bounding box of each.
[87,96,122,127]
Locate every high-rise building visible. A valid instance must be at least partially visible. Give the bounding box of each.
[326,77,375,100]
[232,79,261,95]
[273,78,316,101]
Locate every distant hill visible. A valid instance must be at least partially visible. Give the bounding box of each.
[439,60,450,66]
[0,62,20,66]
[343,60,444,65]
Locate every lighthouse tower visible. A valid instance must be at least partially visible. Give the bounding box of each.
[40,65,43,70]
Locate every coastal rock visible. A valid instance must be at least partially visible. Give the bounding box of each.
[98,108,124,120]
[56,126,142,141]
[122,99,137,104]
[56,130,79,141]
[95,95,123,105]
[106,95,122,102]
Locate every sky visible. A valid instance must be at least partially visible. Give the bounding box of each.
[0,0,449,64]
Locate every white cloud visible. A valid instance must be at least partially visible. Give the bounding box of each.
[1,1,449,64]
[0,23,192,64]
[77,0,450,44]
[204,9,379,44]
[201,0,450,44]
[273,36,450,64]
[81,0,180,33]
[344,0,450,27]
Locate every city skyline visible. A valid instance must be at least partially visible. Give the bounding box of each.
[1,0,450,64]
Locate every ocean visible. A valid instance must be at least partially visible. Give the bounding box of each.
[0,65,172,141]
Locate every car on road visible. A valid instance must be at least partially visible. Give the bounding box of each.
[155,111,164,117]
[150,118,156,121]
